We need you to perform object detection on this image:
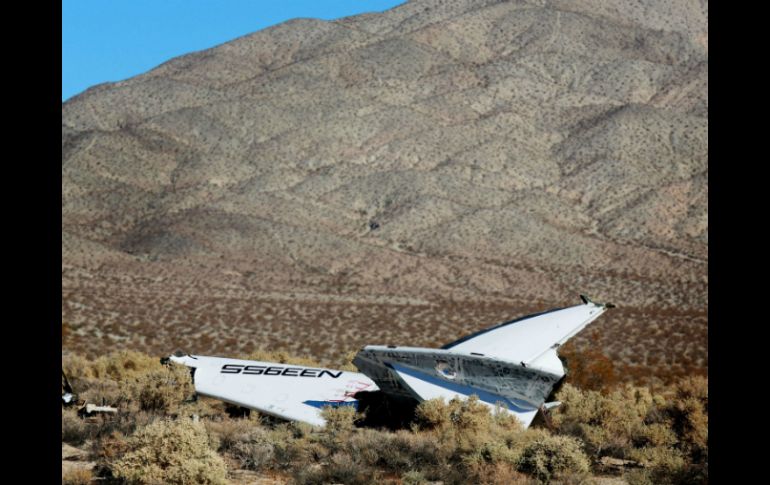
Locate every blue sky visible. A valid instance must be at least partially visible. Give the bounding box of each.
[62,0,405,101]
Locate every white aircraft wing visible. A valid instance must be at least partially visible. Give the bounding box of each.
[169,355,378,427]
[441,295,612,367]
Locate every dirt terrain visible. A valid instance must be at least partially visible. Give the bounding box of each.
[62,0,708,384]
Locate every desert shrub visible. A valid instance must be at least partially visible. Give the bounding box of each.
[291,449,382,485]
[517,434,590,483]
[409,397,558,483]
[317,405,359,453]
[552,379,707,484]
[182,396,230,420]
[284,413,450,483]
[62,408,90,445]
[559,335,618,391]
[630,445,685,470]
[204,417,247,452]
[335,349,360,371]
[624,468,655,485]
[551,383,668,458]
[415,396,525,456]
[63,351,191,416]
[321,404,358,433]
[345,427,444,473]
[110,418,227,485]
[673,462,708,485]
[415,396,513,434]
[268,422,316,469]
[79,379,122,406]
[668,376,708,462]
[464,438,522,471]
[464,461,536,485]
[103,410,157,441]
[632,422,677,448]
[63,352,97,381]
[119,363,194,413]
[224,426,276,471]
[413,397,453,429]
[625,463,707,485]
[402,470,428,485]
[345,428,384,467]
[98,350,160,381]
[624,446,689,485]
[397,429,447,468]
[64,350,160,382]
[62,467,93,485]
[93,430,132,466]
[63,352,102,399]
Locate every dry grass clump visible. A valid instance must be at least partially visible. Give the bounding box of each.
[109,418,227,485]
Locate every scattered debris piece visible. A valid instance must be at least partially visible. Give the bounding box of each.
[78,403,118,417]
[62,370,79,406]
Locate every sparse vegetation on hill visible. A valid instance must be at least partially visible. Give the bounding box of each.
[62,0,708,383]
[62,350,707,484]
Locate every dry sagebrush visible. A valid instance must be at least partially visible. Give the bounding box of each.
[110,418,227,485]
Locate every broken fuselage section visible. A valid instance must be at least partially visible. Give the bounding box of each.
[167,295,612,428]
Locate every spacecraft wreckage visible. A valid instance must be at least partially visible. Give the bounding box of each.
[165,295,613,428]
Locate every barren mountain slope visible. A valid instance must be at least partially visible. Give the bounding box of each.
[62,0,707,383]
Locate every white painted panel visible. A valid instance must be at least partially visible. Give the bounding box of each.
[445,302,607,364]
[171,355,378,426]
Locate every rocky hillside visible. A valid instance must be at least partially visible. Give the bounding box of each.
[62,0,708,383]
